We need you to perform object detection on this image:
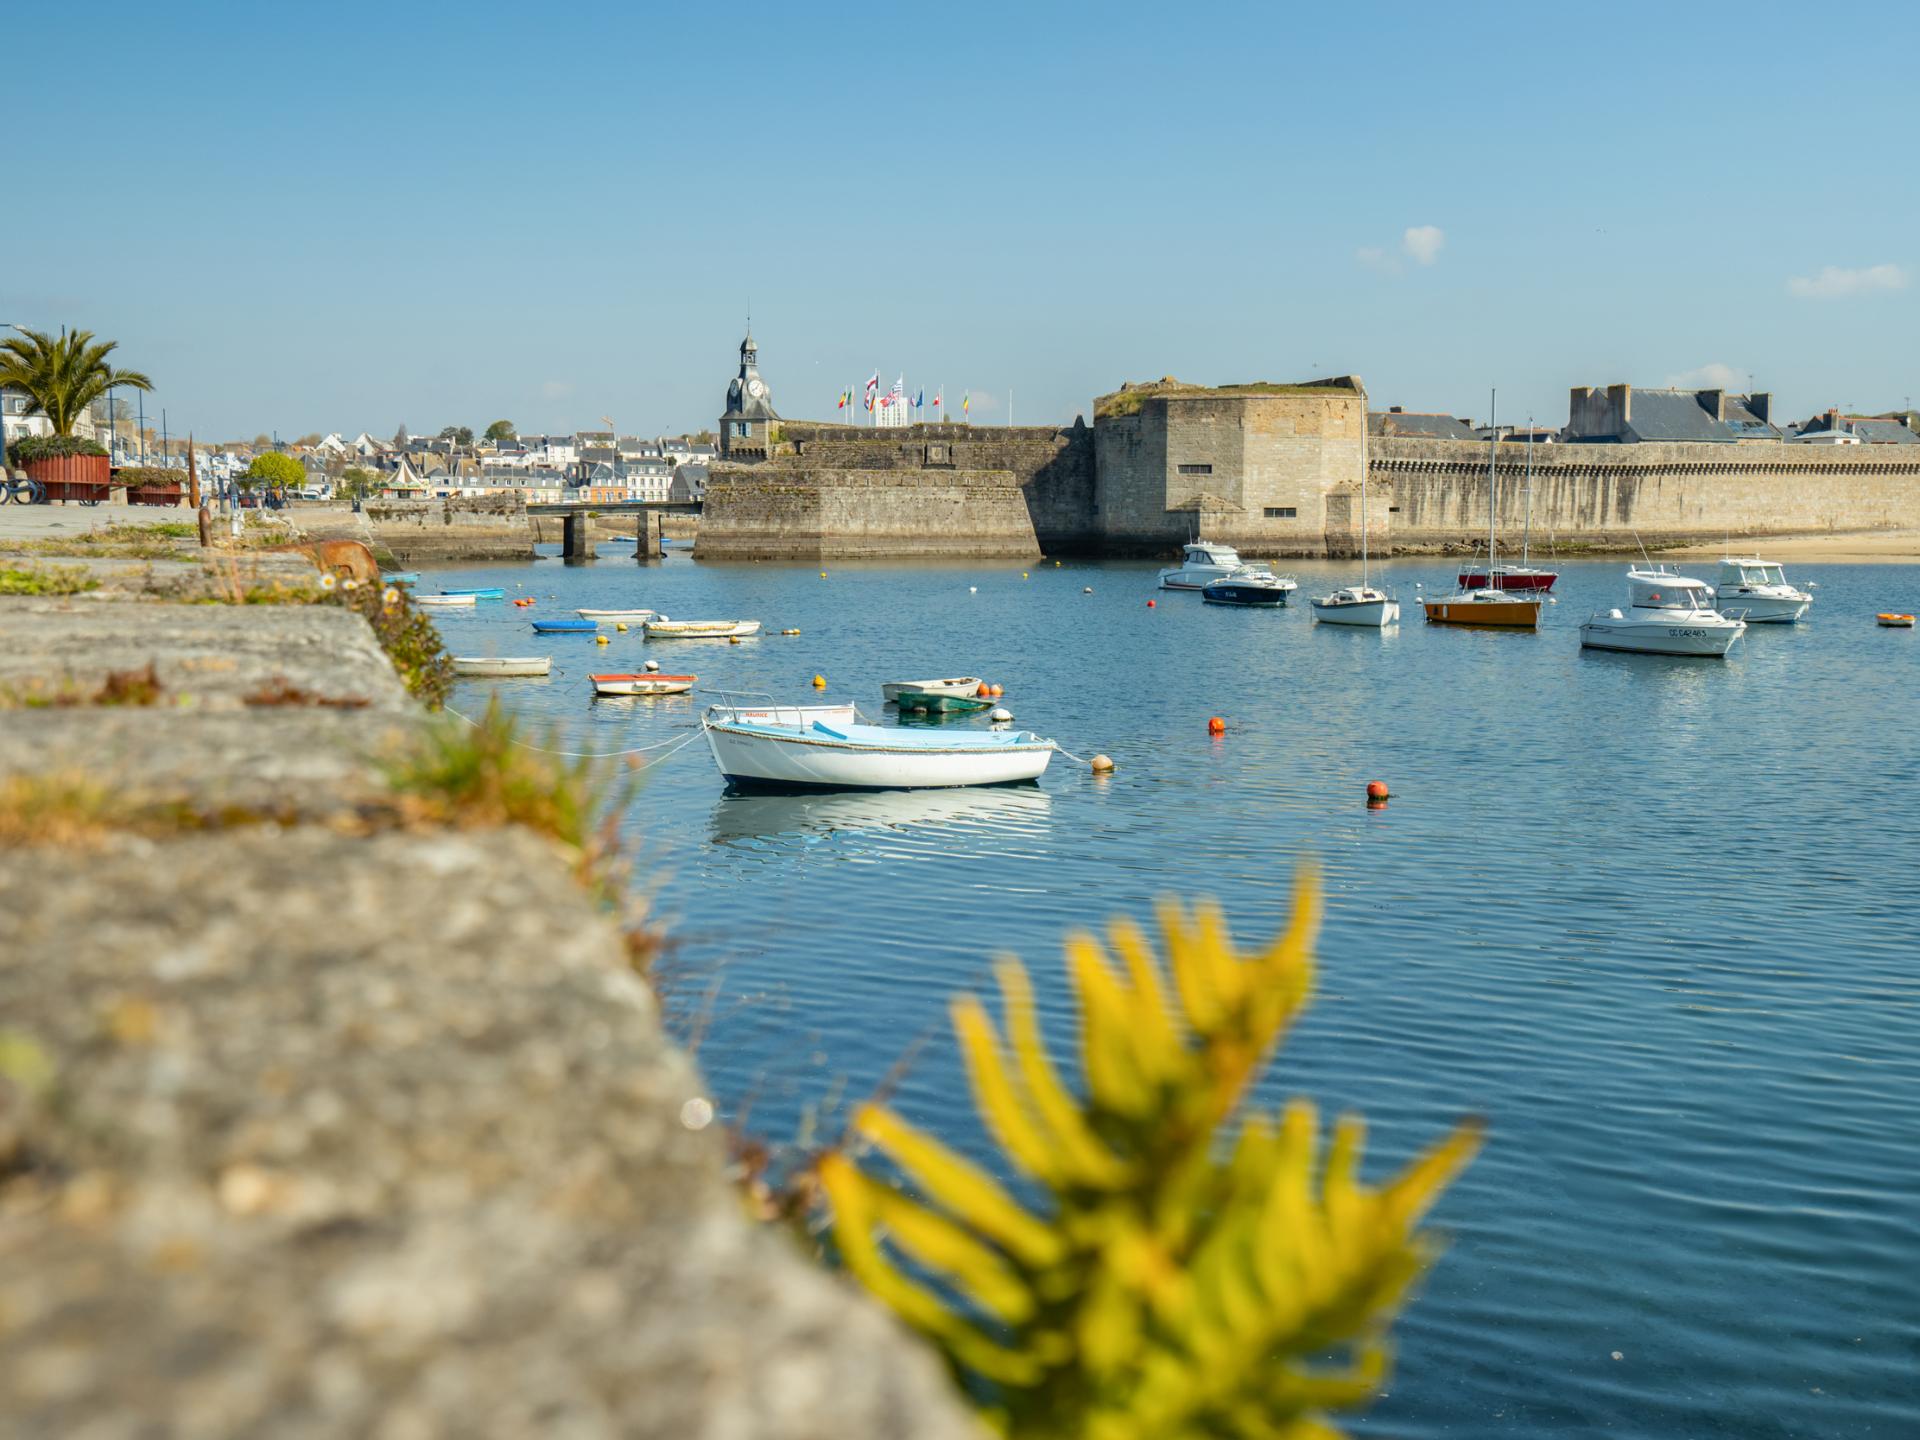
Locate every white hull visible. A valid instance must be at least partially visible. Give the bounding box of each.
[704,724,1054,790]
[576,608,660,622]
[881,677,984,703]
[1579,616,1745,656]
[592,677,694,696]
[707,703,859,726]
[451,657,552,677]
[1158,567,1234,591]
[415,594,476,608]
[1716,594,1811,624]
[644,619,761,639]
[1312,597,1399,627]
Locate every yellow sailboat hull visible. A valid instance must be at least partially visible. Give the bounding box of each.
[1422,598,1541,628]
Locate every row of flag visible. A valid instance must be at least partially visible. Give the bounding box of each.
[837,373,971,418]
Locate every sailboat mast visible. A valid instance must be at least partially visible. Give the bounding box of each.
[1360,453,1370,587]
[1523,417,1534,565]
[1487,389,1497,580]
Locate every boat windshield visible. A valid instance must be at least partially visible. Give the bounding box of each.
[1743,565,1785,585]
[1634,584,1712,611]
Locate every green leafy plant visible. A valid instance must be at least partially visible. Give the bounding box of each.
[241,452,304,490]
[821,874,1481,1440]
[332,582,453,706]
[113,466,181,489]
[0,328,152,439]
[0,565,100,597]
[7,433,109,465]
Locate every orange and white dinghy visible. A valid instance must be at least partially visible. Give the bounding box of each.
[1876,612,1915,628]
[591,672,696,696]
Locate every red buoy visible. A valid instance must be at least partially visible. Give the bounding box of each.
[1208,716,1226,735]
[1147,598,1156,608]
[1366,780,1390,801]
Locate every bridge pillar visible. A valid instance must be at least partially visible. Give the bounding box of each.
[562,511,594,561]
[637,509,662,562]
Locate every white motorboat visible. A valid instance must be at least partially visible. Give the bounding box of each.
[591,672,696,696]
[1580,567,1746,656]
[1711,557,1813,624]
[702,714,1055,790]
[643,618,762,639]
[1158,541,1245,590]
[414,593,477,608]
[576,608,660,623]
[450,656,552,677]
[1310,467,1397,626]
[881,676,984,704]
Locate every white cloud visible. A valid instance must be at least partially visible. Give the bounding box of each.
[1664,362,1743,390]
[1354,245,1399,275]
[540,379,573,400]
[1786,263,1909,301]
[1402,225,1445,266]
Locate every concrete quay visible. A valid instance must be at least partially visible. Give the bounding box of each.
[0,535,977,1438]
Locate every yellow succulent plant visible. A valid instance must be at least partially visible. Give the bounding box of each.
[821,870,1482,1439]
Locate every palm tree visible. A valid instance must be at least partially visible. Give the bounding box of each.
[0,328,153,438]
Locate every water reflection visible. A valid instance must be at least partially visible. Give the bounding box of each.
[708,783,1052,847]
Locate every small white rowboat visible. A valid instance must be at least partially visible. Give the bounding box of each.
[591,673,696,696]
[451,656,552,677]
[706,701,859,726]
[880,676,984,704]
[577,608,660,623]
[703,715,1055,791]
[415,593,477,608]
[644,619,762,639]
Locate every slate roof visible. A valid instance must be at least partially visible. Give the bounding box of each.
[1617,389,1738,443]
[1848,418,1920,444]
[1370,411,1477,441]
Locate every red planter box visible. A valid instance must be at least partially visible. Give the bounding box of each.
[126,486,184,507]
[25,453,111,504]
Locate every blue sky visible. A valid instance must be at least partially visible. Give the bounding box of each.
[8,0,1915,439]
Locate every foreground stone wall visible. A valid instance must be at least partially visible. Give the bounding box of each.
[781,422,1097,553]
[1372,436,1920,551]
[696,466,1042,561]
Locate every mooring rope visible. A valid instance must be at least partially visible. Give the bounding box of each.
[440,704,706,765]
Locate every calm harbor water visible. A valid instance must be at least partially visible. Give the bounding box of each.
[427,546,1919,1438]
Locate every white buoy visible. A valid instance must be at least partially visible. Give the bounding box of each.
[990,706,1013,722]
[969,586,977,593]
[644,659,660,672]
[1083,586,1093,594]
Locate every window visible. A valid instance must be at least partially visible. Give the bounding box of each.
[733,421,749,438]
[1264,506,1296,519]
[1177,462,1212,475]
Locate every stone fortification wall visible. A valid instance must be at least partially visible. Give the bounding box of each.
[696,465,1041,561]
[356,493,536,562]
[779,422,1097,552]
[1094,390,1369,557]
[1372,436,1920,552]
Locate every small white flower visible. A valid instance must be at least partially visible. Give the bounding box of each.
[341,578,361,591]
[318,572,338,591]
[383,587,400,607]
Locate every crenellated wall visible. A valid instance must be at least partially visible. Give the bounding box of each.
[1371,437,1920,552]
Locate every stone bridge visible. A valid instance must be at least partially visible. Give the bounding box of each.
[526,500,701,560]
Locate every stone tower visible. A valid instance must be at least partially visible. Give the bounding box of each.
[719,330,778,461]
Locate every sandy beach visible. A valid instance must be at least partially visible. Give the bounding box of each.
[1665,530,1920,563]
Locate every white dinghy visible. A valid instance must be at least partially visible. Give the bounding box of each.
[644,618,762,639]
[702,712,1055,791]
[415,593,477,608]
[451,656,552,677]
[576,608,660,623]
[880,677,984,704]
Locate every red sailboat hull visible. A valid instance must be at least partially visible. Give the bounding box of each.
[1455,568,1558,593]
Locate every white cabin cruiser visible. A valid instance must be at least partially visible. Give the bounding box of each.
[1580,567,1746,657]
[1159,541,1244,590]
[1711,557,1813,624]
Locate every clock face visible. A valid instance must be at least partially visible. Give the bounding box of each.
[746,378,766,399]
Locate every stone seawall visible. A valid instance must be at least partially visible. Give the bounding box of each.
[357,494,537,563]
[696,466,1042,561]
[1373,436,1920,552]
[781,422,1096,552]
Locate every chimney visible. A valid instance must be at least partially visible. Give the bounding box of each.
[1389,405,1404,413]
[1748,391,1771,423]
[1608,383,1631,431]
[1698,389,1725,421]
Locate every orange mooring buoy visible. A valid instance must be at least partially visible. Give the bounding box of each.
[989,684,1004,697]
[976,682,991,697]
[1367,780,1390,802]
[1208,716,1226,736]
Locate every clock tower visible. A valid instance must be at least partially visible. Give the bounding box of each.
[719,329,778,461]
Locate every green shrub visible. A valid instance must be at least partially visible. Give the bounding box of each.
[113,466,181,488]
[242,452,305,490]
[822,874,1481,1440]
